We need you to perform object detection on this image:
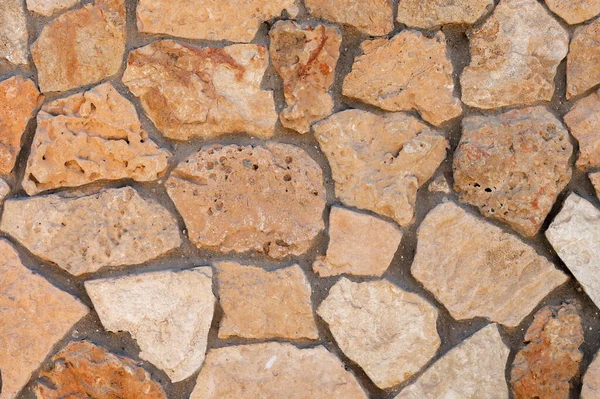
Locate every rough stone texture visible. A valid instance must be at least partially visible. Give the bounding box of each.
[313,206,403,277]
[269,21,341,134]
[26,0,79,16]
[412,202,568,327]
[0,187,181,276]
[0,0,28,65]
[582,350,600,399]
[317,278,440,389]
[591,173,600,198]
[396,0,494,29]
[0,178,9,202]
[305,0,392,36]
[190,342,367,399]
[85,267,215,382]
[567,19,600,100]
[136,0,299,42]
[314,110,448,226]
[395,324,510,399]
[0,239,88,399]
[343,31,462,126]
[166,143,325,258]
[216,262,318,340]
[31,0,126,92]
[545,0,600,25]
[565,89,600,170]
[510,302,584,399]
[454,106,573,237]
[122,40,277,141]
[34,341,167,399]
[428,174,451,194]
[461,0,569,109]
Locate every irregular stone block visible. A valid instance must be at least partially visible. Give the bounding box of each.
[582,350,600,399]
[567,19,600,99]
[565,89,600,170]
[591,173,600,198]
[0,178,9,202]
[0,0,28,65]
[545,0,600,24]
[305,0,392,36]
[26,0,79,16]
[397,0,493,29]
[428,174,451,194]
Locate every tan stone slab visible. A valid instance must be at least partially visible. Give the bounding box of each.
[26,0,79,16]
[567,19,600,99]
[397,0,493,29]
[591,173,600,198]
[565,89,600,170]
[545,0,600,25]
[0,0,28,65]
[305,0,393,36]
[582,350,600,399]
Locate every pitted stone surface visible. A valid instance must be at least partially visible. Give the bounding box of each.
[0,0,28,65]
[565,89,600,170]
[582,350,600,398]
[396,0,494,29]
[26,0,79,16]
[305,0,393,36]
[567,19,600,100]
[545,0,600,24]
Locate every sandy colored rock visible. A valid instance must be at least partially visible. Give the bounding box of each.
[511,302,584,399]
[397,0,493,29]
[0,187,181,276]
[123,40,277,141]
[318,278,440,389]
[26,0,79,16]
[582,350,600,399]
[313,206,402,277]
[395,324,510,399]
[314,110,448,226]
[269,21,341,134]
[0,239,88,399]
[34,341,167,399]
[545,0,600,24]
[305,0,392,36]
[31,0,125,92]
[591,173,600,198]
[412,202,568,327]
[567,19,600,100]
[216,262,318,340]
[454,106,573,237]
[191,342,367,399]
[166,143,325,258]
[0,179,9,202]
[428,174,451,194]
[136,0,299,42]
[565,89,600,169]
[461,0,568,109]
[343,31,462,126]
[0,0,28,65]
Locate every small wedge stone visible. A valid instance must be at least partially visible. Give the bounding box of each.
[0,0,28,65]
[428,174,451,194]
[0,179,9,202]
[582,350,600,399]
[26,0,79,16]
[565,89,600,169]
[591,173,600,198]
[545,0,600,25]
[567,19,600,99]
[397,0,494,29]
[305,0,393,36]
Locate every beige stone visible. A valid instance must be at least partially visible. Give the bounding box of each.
[136,0,299,42]
[0,179,9,202]
[0,187,181,276]
[397,0,493,29]
[0,239,88,399]
[565,89,600,169]
[592,173,600,198]
[31,0,126,92]
[166,143,325,258]
[343,31,462,126]
[582,350,600,399]
[190,343,367,399]
[216,262,318,340]
[122,40,277,141]
[0,0,28,65]
[412,202,568,327]
[545,0,600,25]
[428,174,451,194]
[461,0,569,109]
[26,0,79,16]
[305,0,392,36]
[567,19,600,99]
[454,106,573,237]
[318,278,440,389]
[313,206,402,277]
[314,110,448,226]
[269,21,341,134]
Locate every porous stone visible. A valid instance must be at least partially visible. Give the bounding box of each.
[545,0,600,25]
[0,187,181,276]
[396,0,494,29]
[395,324,510,399]
[216,262,318,340]
[317,278,440,389]
[412,202,568,327]
[122,40,277,141]
[190,343,367,399]
[313,206,403,277]
[582,350,600,399]
[34,341,167,399]
[0,239,88,399]
[136,0,299,42]
[269,21,341,134]
[0,0,28,65]
[454,106,573,237]
[461,0,569,109]
[305,0,392,36]
[343,31,462,126]
[85,267,215,382]
[565,89,600,169]
[314,110,448,226]
[0,179,9,202]
[166,143,325,259]
[31,0,126,92]
[428,174,451,194]
[26,0,79,16]
[510,302,584,399]
[567,19,600,99]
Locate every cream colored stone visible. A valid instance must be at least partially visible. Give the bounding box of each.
[318,278,440,389]
[565,89,600,170]
[26,0,79,16]
[545,0,600,24]
[397,0,493,29]
[314,110,447,226]
[0,179,9,202]
[567,19,600,99]
[343,31,462,126]
[0,0,28,65]
[412,202,568,327]
[305,0,393,36]
[591,173,600,198]
[582,350,600,399]
[428,174,451,194]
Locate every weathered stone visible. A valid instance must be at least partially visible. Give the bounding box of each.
[0,239,88,399]
[511,302,583,399]
[461,0,569,109]
[428,174,451,194]
[0,187,181,276]
[122,40,277,141]
[565,89,600,169]
[313,206,402,277]
[395,324,510,399]
[85,267,214,382]
[166,144,325,258]
[343,31,462,126]
[305,0,393,36]
[545,0,600,25]
[26,0,79,16]
[136,0,299,42]
[582,350,600,399]
[31,0,126,92]
[591,173,600,198]
[567,19,600,99]
[216,262,318,340]
[190,343,367,399]
[397,0,493,29]
[34,341,167,399]
[317,278,440,389]
[0,178,9,202]
[314,110,447,226]
[269,21,341,134]
[22,83,170,195]
[454,106,573,237]
[412,202,568,327]
[0,0,28,65]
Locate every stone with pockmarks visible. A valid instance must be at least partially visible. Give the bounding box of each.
[397,0,493,29]
[0,0,28,65]
[305,0,393,36]
[26,0,79,16]
[545,0,600,24]
[582,350,600,398]
[565,89,600,170]
[567,19,600,100]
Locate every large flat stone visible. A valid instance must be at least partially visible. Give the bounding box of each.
[582,350,600,399]
[26,0,79,16]
[567,19,600,99]
[397,0,493,29]
[545,0,600,24]
[305,0,393,36]
[565,89,600,170]
[0,0,28,65]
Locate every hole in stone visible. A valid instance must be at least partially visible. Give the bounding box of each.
[283,174,291,182]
